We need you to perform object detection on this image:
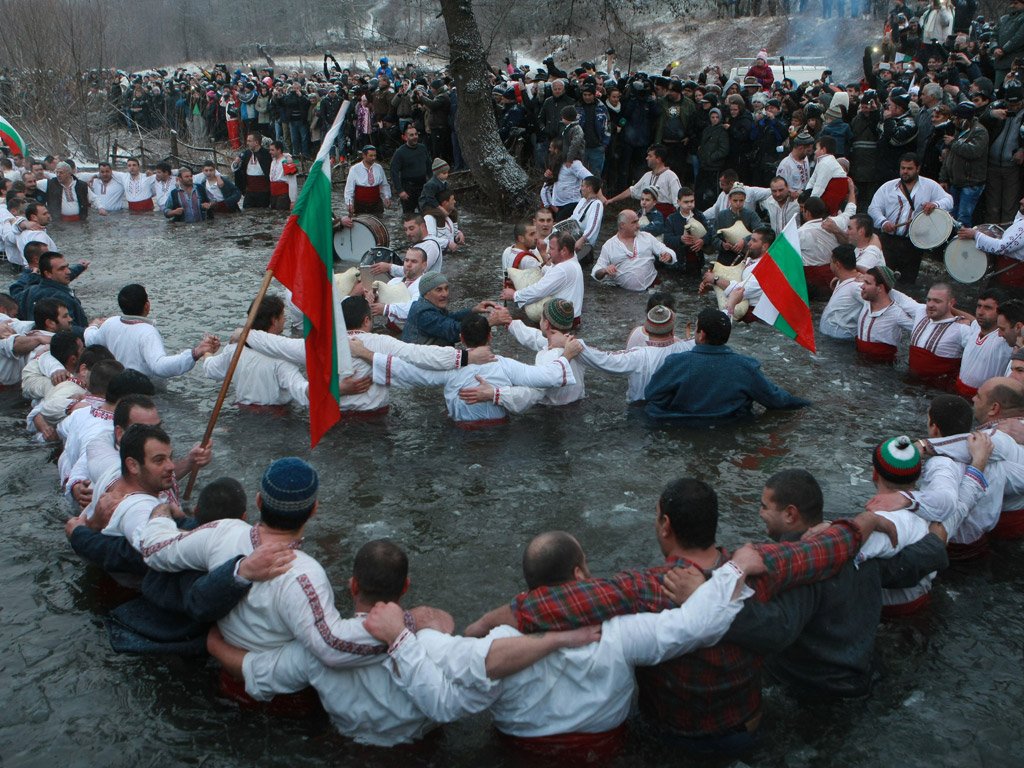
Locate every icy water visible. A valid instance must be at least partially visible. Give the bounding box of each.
[1,192,1021,768]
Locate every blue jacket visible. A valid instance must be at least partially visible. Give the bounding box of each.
[10,263,85,301]
[644,344,811,425]
[403,298,473,345]
[638,207,664,237]
[575,101,610,148]
[18,277,88,326]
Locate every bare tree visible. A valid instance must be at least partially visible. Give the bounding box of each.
[439,0,531,214]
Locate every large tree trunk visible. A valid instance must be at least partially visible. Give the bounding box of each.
[439,0,532,215]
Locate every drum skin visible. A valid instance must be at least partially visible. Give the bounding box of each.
[908,210,953,250]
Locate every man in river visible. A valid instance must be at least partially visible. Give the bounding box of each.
[644,308,810,424]
[464,476,898,753]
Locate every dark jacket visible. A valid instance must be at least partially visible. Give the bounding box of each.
[10,262,84,301]
[664,210,717,263]
[697,123,730,171]
[876,113,919,179]
[233,147,272,192]
[540,93,576,140]
[725,530,948,701]
[19,277,88,326]
[645,344,810,425]
[418,174,449,211]
[45,177,90,220]
[390,142,432,196]
[403,298,473,345]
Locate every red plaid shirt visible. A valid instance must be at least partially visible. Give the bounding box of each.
[511,520,863,737]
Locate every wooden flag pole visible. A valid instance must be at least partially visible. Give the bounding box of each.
[183,268,276,500]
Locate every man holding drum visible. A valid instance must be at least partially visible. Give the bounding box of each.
[957,195,1024,290]
[868,152,954,285]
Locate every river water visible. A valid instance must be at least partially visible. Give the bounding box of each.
[1,192,1021,768]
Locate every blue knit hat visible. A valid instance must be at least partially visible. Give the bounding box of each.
[260,458,319,516]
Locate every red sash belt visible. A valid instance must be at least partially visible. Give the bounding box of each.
[909,346,961,378]
[996,256,1024,288]
[338,405,389,420]
[454,415,509,430]
[655,202,675,219]
[803,264,835,292]
[881,591,931,618]
[954,377,978,399]
[236,403,290,417]
[504,724,627,764]
[270,181,290,196]
[857,337,897,361]
[353,184,382,202]
[128,199,154,211]
[246,175,270,193]
[62,214,81,221]
[218,669,322,717]
[991,508,1024,539]
[946,535,990,562]
[215,201,233,213]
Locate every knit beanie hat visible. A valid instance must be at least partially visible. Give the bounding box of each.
[645,305,676,336]
[432,157,450,172]
[419,272,448,294]
[794,129,816,146]
[728,182,747,198]
[756,49,768,63]
[874,265,899,289]
[824,103,843,120]
[873,436,921,485]
[542,299,575,331]
[260,458,319,517]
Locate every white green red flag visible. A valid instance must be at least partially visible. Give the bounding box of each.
[752,215,816,354]
[267,101,353,447]
[0,115,26,156]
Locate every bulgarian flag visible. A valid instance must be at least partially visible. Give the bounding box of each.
[267,101,353,447]
[752,216,816,354]
[0,115,26,156]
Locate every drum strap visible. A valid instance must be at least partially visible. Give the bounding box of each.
[899,181,916,236]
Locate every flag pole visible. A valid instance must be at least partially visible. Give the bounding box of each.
[183,268,276,500]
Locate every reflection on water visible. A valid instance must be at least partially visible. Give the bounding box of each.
[0,198,1021,767]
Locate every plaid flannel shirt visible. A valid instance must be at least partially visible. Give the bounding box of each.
[511,519,863,737]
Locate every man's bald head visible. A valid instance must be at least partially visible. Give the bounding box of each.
[522,531,588,590]
[974,377,1024,424]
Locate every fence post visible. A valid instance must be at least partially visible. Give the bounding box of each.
[170,130,178,158]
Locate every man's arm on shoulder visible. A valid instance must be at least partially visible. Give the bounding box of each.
[511,567,668,633]
[750,517,865,600]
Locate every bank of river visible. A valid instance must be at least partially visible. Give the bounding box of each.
[1,197,1020,767]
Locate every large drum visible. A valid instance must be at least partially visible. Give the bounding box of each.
[908,209,954,250]
[552,218,593,262]
[944,239,992,284]
[333,215,389,266]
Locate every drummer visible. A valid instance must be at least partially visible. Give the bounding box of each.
[867,153,954,285]
[371,214,445,279]
[957,195,1024,291]
[344,145,392,217]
